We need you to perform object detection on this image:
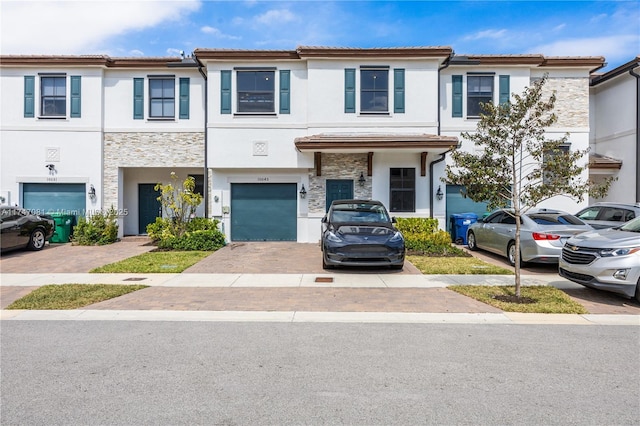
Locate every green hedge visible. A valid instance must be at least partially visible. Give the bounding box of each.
[71,209,118,246]
[395,217,467,256]
[147,217,226,251]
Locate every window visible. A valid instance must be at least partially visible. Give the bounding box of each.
[360,68,388,113]
[149,78,175,118]
[237,70,275,113]
[543,144,571,184]
[467,75,494,117]
[390,168,415,212]
[41,75,66,117]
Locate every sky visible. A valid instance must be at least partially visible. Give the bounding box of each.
[1,0,638,71]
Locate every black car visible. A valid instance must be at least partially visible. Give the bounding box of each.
[321,199,405,269]
[1,206,55,252]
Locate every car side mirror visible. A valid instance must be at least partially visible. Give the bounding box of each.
[321,216,327,223]
[391,217,397,223]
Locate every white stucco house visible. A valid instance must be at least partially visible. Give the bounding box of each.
[2,47,627,244]
[589,56,640,204]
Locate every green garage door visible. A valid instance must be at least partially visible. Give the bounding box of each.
[231,183,297,241]
[23,183,86,220]
[445,185,490,231]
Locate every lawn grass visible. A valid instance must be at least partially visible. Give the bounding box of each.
[6,284,148,310]
[407,255,513,275]
[91,250,212,273]
[449,285,588,314]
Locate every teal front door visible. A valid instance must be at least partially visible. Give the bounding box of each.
[325,179,354,211]
[138,184,161,235]
[231,183,297,241]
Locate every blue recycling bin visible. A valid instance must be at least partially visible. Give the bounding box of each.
[450,213,479,245]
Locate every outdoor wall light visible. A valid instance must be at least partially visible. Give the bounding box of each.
[299,184,307,199]
[88,184,97,201]
[436,185,444,201]
[358,172,366,187]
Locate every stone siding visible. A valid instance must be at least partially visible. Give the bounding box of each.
[536,77,589,128]
[308,153,371,213]
[103,132,204,208]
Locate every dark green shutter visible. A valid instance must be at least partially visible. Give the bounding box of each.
[133,78,144,119]
[499,75,510,106]
[221,70,231,114]
[279,70,290,114]
[344,68,355,113]
[70,76,81,118]
[24,76,35,118]
[394,68,405,113]
[452,75,463,117]
[179,77,190,119]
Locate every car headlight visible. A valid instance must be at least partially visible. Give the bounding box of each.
[599,247,640,257]
[389,231,404,243]
[326,231,343,243]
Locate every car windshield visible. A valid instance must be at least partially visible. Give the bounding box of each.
[331,204,390,223]
[619,217,640,232]
[527,213,585,226]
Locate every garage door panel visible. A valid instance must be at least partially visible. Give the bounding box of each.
[23,183,86,217]
[231,183,297,241]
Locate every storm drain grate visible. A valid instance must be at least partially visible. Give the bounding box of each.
[315,277,334,283]
[123,277,147,281]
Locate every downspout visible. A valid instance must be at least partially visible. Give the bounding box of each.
[430,52,455,218]
[195,56,209,218]
[630,66,640,203]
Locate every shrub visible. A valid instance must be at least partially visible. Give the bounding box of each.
[395,217,467,256]
[158,230,226,251]
[148,217,226,251]
[72,208,119,246]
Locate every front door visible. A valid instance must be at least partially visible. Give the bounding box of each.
[138,184,161,235]
[326,179,354,211]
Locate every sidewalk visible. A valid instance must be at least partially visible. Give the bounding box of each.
[2,273,639,325]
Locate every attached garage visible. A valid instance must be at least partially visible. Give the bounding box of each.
[230,183,297,241]
[22,183,86,218]
[445,185,489,231]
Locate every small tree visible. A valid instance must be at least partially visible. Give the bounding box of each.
[154,173,203,238]
[445,75,613,297]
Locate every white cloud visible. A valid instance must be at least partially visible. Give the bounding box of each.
[255,9,297,25]
[0,0,201,55]
[531,35,639,63]
[463,29,508,41]
[201,26,241,40]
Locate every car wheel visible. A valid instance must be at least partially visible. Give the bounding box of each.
[507,242,525,267]
[467,231,478,251]
[635,278,640,304]
[28,228,46,251]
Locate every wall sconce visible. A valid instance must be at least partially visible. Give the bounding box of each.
[358,172,366,187]
[436,185,444,201]
[88,184,97,201]
[45,164,56,175]
[299,184,307,199]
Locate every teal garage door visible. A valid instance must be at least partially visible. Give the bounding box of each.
[445,185,490,231]
[231,183,297,241]
[23,183,86,219]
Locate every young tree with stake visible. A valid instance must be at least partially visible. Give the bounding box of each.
[445,75,613,298]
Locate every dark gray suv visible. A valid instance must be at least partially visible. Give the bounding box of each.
[575,202,640,229]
